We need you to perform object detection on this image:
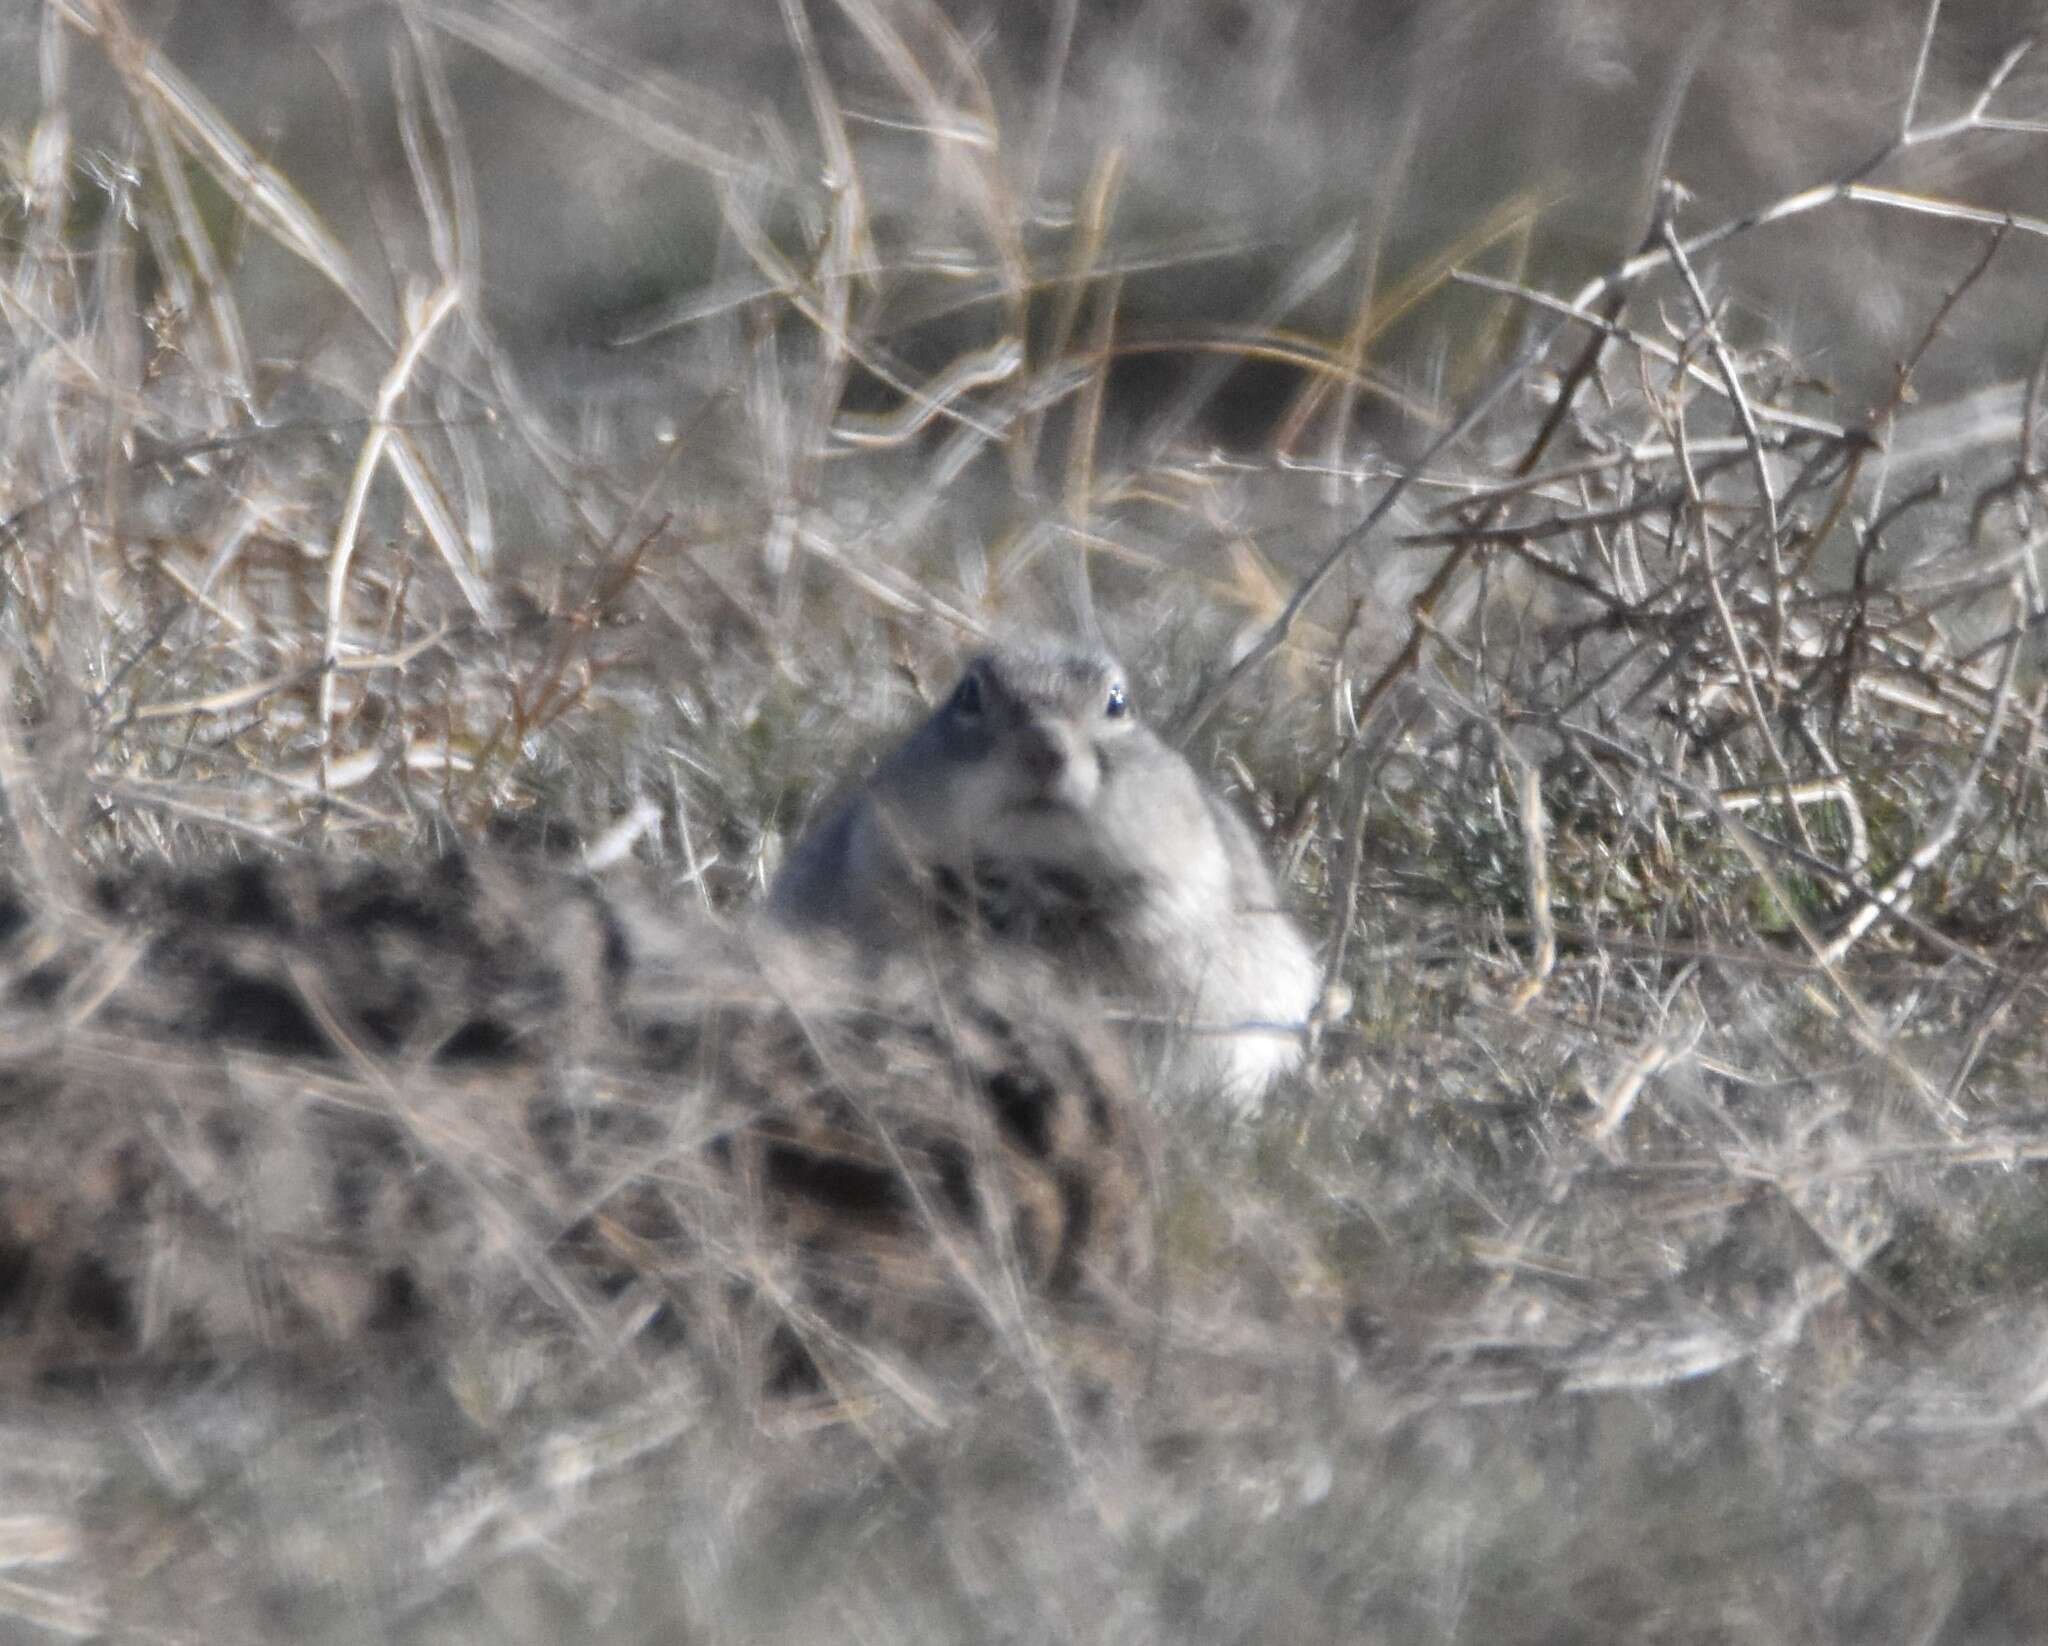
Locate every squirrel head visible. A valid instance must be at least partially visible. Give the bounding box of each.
[924,640,1137,820]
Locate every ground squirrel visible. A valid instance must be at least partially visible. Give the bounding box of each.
[769,638,1322,1107]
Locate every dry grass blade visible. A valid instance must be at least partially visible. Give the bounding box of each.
[319,281,463,767]
[426,0,778,182]
[13,0,2048,1637]
[58,0,389,341]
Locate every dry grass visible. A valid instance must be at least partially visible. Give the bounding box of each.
[7,0,2048,1639]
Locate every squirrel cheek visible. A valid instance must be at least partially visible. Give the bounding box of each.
[1066,754,1104,809]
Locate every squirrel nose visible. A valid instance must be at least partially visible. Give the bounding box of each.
[1015,723,1068,783]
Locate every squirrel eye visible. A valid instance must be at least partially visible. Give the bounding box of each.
[1104,683,1128,719]
[950,673,985,719]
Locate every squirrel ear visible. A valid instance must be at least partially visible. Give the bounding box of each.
[949,671,985,718]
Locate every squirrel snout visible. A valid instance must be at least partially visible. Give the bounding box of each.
[1010,719,1099,808]
[1014,721,1070,783]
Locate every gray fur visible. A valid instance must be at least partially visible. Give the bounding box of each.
[770,639,1321,1108]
